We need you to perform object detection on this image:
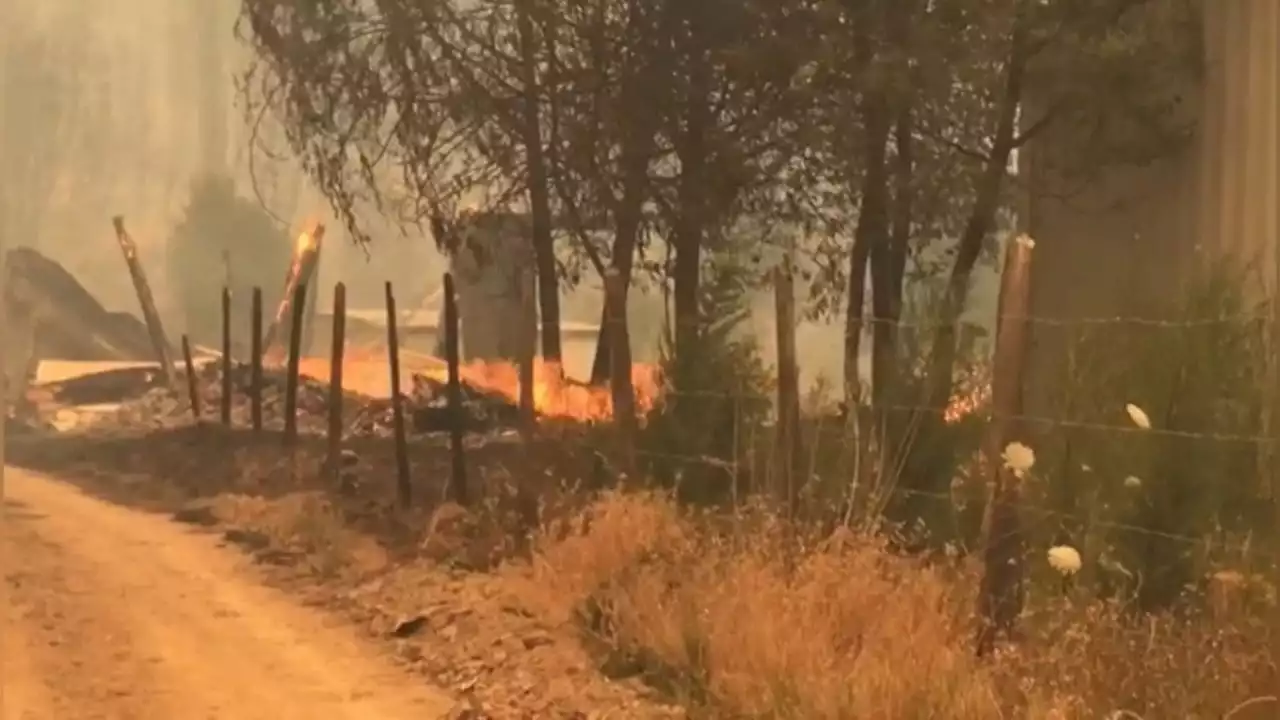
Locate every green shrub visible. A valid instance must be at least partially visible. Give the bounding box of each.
[641,246,773,506]
[1034,260,1273,611]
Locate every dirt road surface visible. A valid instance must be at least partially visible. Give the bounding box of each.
[2,467,455,720]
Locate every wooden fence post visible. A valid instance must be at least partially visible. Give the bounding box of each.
[221,286,233,426]
[250,287,263,432]
[181,335,201,422]
[975,234,1035,657]
[327,283,347,479]
[385,282,412,506]
[443,273,469,505]
[283,283,307,446]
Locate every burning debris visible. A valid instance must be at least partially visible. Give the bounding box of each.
[32,355,537,439]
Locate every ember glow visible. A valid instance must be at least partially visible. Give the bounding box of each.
[944,381,991,424]
[294,349,662,422]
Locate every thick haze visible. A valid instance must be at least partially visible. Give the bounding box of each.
[0,0,440,321]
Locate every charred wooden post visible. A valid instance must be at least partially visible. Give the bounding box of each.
[220,287,233,426]
[327,282,347,480]
[250,287,264,432]
[181,334,201,422]
[262,223,325,355]
[443,273,470,505]
[111,216,176,388]
[384,282,412,506]
[604,269,637,476]
[282,283,307,446]
[975,235,1035,658]
[773,249,802,518]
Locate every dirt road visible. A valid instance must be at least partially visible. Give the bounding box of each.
[2,467,455,719]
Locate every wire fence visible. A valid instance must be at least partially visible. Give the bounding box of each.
[110,264,1278,611]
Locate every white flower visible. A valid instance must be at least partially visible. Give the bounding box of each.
[1123,475,1142,489]
[1081,464,1092,472]
[1125,403,1152,430]
[1001,441,1036,477]
[1048,545,1083,576]
[1014,234,1036,250]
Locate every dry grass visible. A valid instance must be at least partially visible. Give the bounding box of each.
[212,491,389,578]
[527,492,1277,720]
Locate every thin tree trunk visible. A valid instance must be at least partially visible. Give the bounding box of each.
[925,11,1031,412]
[672,44,712,365]
[872,101,915,480]
[589,0,661,384]
[589,116,653,383]
[516,0,562,364]
[842,11,891,405]
[870,0,916,411]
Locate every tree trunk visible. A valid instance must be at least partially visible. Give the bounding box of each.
[870,0,916,411]
[516,0,562,364]
[588,175,645,384]
[671,39,712,365]
[924,14,1031,413]
[871,103,913,408]
[872,101,915,479]
[589,97,656,383]
[589,0,663,384]
[846,89,891,405]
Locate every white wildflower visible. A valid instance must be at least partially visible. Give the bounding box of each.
[1123,475,1142,489]
[1014,234,1036,250]
[1048,545,1083,576]
[1001,441,1036,477]
[1125,403,1152,430]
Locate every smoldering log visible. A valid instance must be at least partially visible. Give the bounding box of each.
[262,222,325,356]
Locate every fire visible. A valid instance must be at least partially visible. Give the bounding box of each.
[293,223,322,253]
[293,348,662,422]
[944,381,991,424]
[418,358,662,421]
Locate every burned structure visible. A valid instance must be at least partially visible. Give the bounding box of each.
[2,247,155,410]
[432,210,537,363]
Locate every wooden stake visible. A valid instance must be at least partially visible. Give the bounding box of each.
[385,282,412,506]
[111,216,176,388]
[976,234,1035,657]
[250,287,263,432]
[220,286,233,426]
[181,334,201,422]
[327,282,347,479]
[443,273,469,505]
[283,283,307,446]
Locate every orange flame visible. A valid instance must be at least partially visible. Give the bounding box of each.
[294,223,322,253]
[294,349,661,422]
[943,382,991,424]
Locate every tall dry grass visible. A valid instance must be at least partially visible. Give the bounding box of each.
[527,492,1276,719]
